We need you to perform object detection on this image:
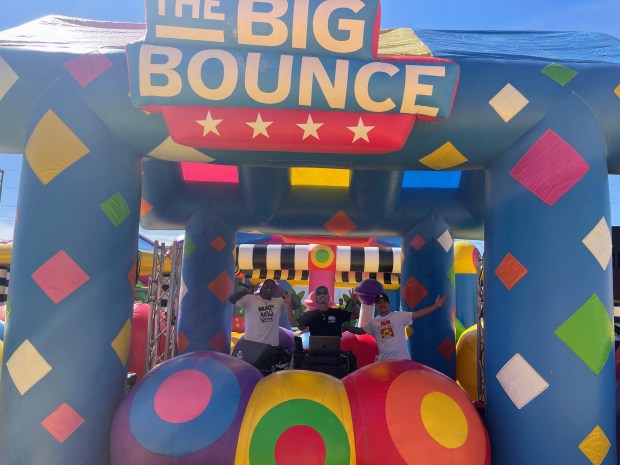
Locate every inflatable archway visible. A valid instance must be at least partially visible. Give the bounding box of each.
[0,2,619,465]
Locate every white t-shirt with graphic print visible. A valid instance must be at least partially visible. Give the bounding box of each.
[237,294,284,346]
[362,311,412,361]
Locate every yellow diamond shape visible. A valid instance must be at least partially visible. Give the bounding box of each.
[419,142,468,170]
[111,319,132,366]
[615,84,620,98]
[6,339,52,395]
[24,110,90,185]
[148,136,214,162]
[579,426,610,465]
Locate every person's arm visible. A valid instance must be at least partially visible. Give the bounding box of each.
[348,288,360,319]
[281,291,297,326]
[342,321,366,335]
[411,295,447,321]
[229,288,251,305]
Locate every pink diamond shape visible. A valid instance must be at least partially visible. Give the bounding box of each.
[410,234,426,251]
[510,129,589,206]
[32,251,90,304]
[64,52,113,87]
[41,403,84,443]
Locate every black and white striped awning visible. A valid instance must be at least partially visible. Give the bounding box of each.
[236,245,401,273]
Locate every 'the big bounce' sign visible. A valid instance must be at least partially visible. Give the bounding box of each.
[127,0,460,153]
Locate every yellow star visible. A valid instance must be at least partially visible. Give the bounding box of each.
[347,117,374,142]
[296,115,323,140]
[196,112,222,137]
[246,113,273,139]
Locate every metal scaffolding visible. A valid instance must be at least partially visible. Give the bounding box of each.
[144,240,183,373]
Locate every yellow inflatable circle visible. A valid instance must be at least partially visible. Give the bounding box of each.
[420,391,468,449]
[454,241,479,274]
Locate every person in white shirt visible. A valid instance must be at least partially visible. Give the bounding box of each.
[229,279,291,347]
[345,291,447,361]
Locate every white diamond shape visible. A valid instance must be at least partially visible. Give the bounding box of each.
[6,339,52,395]
[179,277,188,303]
[489,83,529,123]
[0,56,19,102]
[582,217,612,270]
[496,353,549,409]
[436,230,453,253]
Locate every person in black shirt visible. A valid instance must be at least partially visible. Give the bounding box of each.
[287,286,359,336]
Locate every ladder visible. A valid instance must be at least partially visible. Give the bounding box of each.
[144,240,183,373]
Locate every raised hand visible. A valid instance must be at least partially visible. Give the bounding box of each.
[349,288,359,303]
[435,295,447,307]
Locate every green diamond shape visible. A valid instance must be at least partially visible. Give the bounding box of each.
[447,264,455,288]
[100,192,130,227]
[554,294,613,375]
[184,237,197,258]
[455,317,466,341]
[541,63,578,86]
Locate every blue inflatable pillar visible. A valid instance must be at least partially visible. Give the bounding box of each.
[454,241,480,334]
[176,209,236,354]
[485,97,616,465]
[0,82,141,465]
[402,214,456,378]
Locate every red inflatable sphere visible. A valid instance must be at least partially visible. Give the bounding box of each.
[343,360,491,465]
[340,332,378,368]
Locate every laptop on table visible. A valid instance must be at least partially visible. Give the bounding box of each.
[309,336,341,355]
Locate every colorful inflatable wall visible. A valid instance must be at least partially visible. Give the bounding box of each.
[0,1,619,464]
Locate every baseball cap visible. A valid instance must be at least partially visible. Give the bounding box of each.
[375,292,390,303]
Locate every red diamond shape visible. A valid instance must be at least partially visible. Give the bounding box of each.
[211,236,227,253]
[208,271,234,303]
[64,52,113,87]
[210,331,228,352]
[32,251,90,304]
[410,234,426,251]
[41,403,84,443]
[437,337,455,360]
[177,331,191,353]
[402,275,429,309]
[495,253,528,290]
[324,210,356,236]
[510,129,589,206]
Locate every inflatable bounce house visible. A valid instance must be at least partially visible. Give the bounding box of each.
[0,1,619,464]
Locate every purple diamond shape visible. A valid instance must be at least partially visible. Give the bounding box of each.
[510,130,589,206]
[32,251,90,304]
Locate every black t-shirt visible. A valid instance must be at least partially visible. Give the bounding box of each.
[297,308,352,337]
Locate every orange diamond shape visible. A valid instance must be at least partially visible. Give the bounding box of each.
[402,275,429,309]
[128,261,137,288]
[496,253,528,290]
[177,331,191,353]
[210,331,228,352]
[324,210,356,236]
[211,236,227,253]
[437,337,455,360]
[208,271,234,303]
[140,198,153,217]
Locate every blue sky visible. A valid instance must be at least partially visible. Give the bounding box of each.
[0,0,619,244]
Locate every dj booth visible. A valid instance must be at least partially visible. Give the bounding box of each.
[293,336,356,379]
[232,336,356,379]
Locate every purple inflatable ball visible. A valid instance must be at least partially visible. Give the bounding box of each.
[110,351,262,465]
[278,327,296,352]
[355,279,385,305]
